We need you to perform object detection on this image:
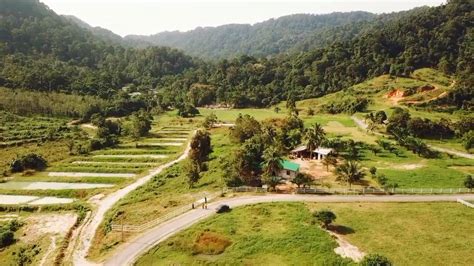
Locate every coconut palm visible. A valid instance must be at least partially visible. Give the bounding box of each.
[262,146,283,176]
[304,123,326,159]
[322,155,337,171]
[334,160,365,188]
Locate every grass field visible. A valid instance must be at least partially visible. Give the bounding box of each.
[137,202,350,266]
[137,202,474,266]
[360,147,472,188]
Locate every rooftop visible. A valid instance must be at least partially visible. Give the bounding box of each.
[281,160,300,172]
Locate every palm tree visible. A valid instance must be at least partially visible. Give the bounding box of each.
[304,123,326,159]
[322,155,337,171]
[333,160,365,188]
[262,146,283,176]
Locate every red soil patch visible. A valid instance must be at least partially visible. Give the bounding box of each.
[193,232,232,255]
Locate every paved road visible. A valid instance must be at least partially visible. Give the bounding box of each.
[351,115,473,159]
[104,193,474,266]
[72,131,195,266]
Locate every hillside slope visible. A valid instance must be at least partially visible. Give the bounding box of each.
[125,12,376,59]
[0,0,195,96]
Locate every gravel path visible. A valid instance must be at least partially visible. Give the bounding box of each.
[104,193,474,266]
[72,131,195,266]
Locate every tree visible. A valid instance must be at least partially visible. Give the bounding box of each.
[177,103,200,117]
[66,140,75,155]
[202,113,218,129]
[128,111,152,139]
[313,210,336,229]
[345,140,361,160]
[304,123,326,159]
[462,131,474,151]
[230,114,261,143]
[10,154,47,173]
[189,130,212,170]
[322,154,337,171]
[375,111,387,124]
[262,146,283,177]
[334,160,365,188]
[369,167,377,177]
[464,175,474,192]
[263,175,284,191]
[361,254,392,266]
[184,160,201,188]
[291,173,313,188]
[307,107,315,116]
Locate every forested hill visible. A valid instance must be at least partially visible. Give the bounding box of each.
[124,12,377,59]
[0,0,195,96]
[155,0,472,108]
[0,0,471,111]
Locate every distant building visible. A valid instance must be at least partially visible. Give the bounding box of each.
[313,147,334,160]
[279,160,300,180]
[290,146,334,160]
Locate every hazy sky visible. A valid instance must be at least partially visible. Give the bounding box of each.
[41,0,446,36]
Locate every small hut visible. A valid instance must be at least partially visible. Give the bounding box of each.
[290,145,309,159]
[313,147,334,160]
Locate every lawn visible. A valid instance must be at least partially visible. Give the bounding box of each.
[88,127,232,261]
[360,147,472,188]
[137,202,474,266]
[137,202,350,266]
[199,108,287,122]
[308,202,474,266]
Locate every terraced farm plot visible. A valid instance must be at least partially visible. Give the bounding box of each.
[0,194,74,205]
[0,181,114,190]
[0,122,193,206]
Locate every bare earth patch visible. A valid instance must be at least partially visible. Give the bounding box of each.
[378,162,426,170]
[22,213,77,242]
[325,229,366,262]
[291,158,332,179]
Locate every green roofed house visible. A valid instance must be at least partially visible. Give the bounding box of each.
[279,160,300,180]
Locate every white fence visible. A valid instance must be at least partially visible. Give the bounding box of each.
[227,186,473,195]
[111,192,221,233]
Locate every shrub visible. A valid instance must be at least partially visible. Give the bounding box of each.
[313,210,336,228]
[10,153,47,172]
[0,229,14,248]
[361,254,392,266]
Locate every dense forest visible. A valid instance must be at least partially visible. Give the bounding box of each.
[124,12,377,59]
[0,0,472,112]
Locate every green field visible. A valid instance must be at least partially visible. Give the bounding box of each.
[137,202,350,265]
[138,202,474,266]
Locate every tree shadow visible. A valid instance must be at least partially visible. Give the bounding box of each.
[330,225,355,235]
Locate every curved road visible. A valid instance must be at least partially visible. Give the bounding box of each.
[72,131,195,266]
[104,193,474,266]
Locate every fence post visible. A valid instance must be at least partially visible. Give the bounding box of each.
[121,216,124,242]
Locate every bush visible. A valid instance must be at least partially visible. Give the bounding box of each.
[313,210,336,228]
[0,229,14,248]
[361,254,392,266]
[10,153,47,172]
